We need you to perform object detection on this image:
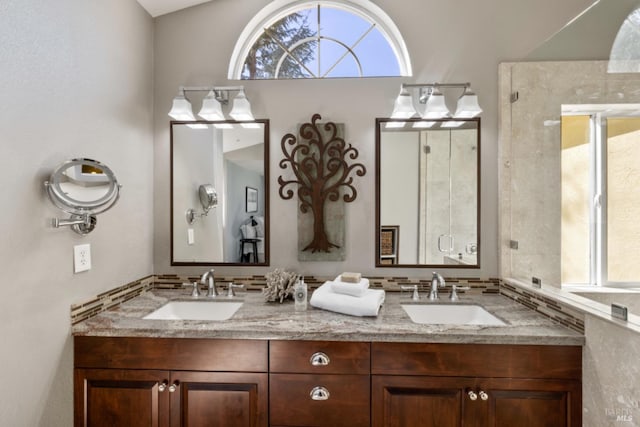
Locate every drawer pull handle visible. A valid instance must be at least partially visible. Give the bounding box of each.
[169,381,179,393]
[310,386,330,401]
[468,390,478,401]
[479,391,489,401]
[158,380,168,392]
[310,352,330,366]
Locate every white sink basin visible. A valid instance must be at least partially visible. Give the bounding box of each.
[143,300,243,321]
[402,304,505,326]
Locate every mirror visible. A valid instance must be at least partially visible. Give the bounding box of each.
[45,158,120,235]
[375,118,480,268]
[171,120,269,265]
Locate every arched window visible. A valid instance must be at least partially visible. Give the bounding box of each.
[228,0,412,79]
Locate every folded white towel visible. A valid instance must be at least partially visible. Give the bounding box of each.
[331,277,370,297]
[310,282,385,317]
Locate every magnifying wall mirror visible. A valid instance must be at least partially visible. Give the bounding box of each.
[186,184,218,224]
[171,120,269,265]
[375,118,480,268]
[44,158,121,235]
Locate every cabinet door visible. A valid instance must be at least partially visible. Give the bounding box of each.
[169,371,268,427]
[372,375,483,427]
[74,368,170,427]
[481,378,582,427]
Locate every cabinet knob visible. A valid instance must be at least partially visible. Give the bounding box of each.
[310,386,330,401]
[479,390,489,401]
[169,381,179,393]
[158,380,168,392]
[467,390,478,401]
[310,352,330,366]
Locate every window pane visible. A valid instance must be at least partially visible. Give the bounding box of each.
[242,9,317,79]
[607,118,640,282]
[240,3,403,79]
[319,38,360,77]
[354,29,400,76]
[319,7,370,46]
[561,115,591,284]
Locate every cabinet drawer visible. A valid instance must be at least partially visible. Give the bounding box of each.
[75,336,268,372]
[270,374,370,427]
[270,340,370,374]
[372,342,582,379]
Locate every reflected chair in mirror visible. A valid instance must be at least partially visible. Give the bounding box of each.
[239,215,264,263]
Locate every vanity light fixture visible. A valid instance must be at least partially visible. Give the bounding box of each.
[390,87,418,119]
[454,86,483,118]
[168,88,196,121]
[198,90,225,121]
[391,82,483,120]
[168,86,256,126]
[422,87,450,119]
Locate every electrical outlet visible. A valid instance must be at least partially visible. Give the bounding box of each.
[74,244,91,273]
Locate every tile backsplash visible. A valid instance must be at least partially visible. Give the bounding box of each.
[71,274,583,334]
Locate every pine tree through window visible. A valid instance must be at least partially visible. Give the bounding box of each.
[230,1,411,80]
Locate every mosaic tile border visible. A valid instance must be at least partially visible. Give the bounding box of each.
[500,282,585,334]
[71,274,585,334]
[70,276,154,325]
[155,274,501,295]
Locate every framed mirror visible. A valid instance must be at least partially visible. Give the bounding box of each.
[375,118,480,268]
[171,120,269,265]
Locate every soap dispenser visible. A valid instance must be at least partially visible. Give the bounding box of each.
[294,276,307,311]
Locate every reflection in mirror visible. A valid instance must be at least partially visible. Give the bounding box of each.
[171,120,269,265]
[376,118,480,268]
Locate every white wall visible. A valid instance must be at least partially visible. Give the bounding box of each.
[0,0,154,425]
[153,0,596,277]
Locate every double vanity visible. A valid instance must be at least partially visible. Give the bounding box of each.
[73,288,583,426]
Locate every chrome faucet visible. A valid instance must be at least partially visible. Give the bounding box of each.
[400,284,420,301]
[201,269,219,298]
[428,272,445,300]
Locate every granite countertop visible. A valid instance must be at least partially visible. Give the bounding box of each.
[71,290,584,346]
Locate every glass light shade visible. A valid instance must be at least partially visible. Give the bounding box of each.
[390,88,417,119]
[454,88,482,118]
[168,95,196,121]
[422,89,450,119]
[198,90,225,120]
[229,90,254,121]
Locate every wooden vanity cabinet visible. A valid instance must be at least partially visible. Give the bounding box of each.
[269,340,370,427]
[74,337,268,427]
[371,343,582,427]
[74,337,582,427]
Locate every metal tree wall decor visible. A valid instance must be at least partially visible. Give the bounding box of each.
[278,113,366,256]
